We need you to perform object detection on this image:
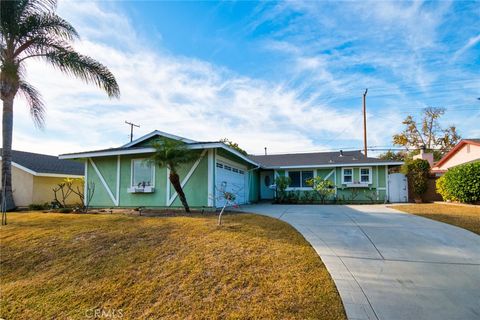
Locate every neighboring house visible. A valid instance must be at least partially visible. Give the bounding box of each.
[432,139,480,175]
[59,130,405,209]
[0,149,84,207]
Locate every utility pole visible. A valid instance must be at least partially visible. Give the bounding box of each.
[363,88,368,158]
[125,121,140,142]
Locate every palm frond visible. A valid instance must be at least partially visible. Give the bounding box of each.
[18,36,72,60]
[45,49,120,98]
[19,0,57,18]
[18,80,45,128]
[0,42,5,63]
[17,13,79,46]
[1,0,56,39]
[151,138,198,173]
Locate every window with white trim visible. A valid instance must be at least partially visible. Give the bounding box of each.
[288,170,314,188]
[360,167,371,184]
[342,168,353,184]
[132,159,154,187]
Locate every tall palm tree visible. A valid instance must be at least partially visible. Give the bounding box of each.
[0,0,120,211]
[150,138,197,213]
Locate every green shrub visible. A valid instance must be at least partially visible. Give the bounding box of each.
[301,190,317,203]
[436,175,456,201]
[439,162,480,203]
[401,159,430,199]
[274,176,291,203]
[307,177,335,204]
[285,190,301,204]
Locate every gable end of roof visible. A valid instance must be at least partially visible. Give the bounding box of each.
[121,130,197,148]
[434,139,480,167]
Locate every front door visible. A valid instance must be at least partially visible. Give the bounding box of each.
[260,171,274,200]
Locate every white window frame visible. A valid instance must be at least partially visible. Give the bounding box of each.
[130,158,155,188]
[286,169,315,190]
[342,167,354,184]
[359,167,372,184]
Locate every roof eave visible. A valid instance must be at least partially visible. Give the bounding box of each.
[261,161,404,169]
[10,161,83,177]
[59,142,260,167]
[59,147,156,159]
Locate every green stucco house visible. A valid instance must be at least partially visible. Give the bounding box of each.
[59,130,405,208]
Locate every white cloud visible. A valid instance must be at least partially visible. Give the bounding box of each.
[454,34,480,60]
[10,0,391,156]
[8,0,475,159]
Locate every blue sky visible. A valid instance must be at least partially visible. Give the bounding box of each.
[12,0,480,155]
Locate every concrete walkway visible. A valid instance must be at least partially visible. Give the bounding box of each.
[236,204,480,320]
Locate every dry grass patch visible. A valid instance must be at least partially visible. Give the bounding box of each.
[0,212,345,320]
[391,204,480,235]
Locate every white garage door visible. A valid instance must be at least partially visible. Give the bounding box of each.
[215,161,247,207]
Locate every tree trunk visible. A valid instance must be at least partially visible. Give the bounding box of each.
[169,171,190,213]
[2,97,15,211]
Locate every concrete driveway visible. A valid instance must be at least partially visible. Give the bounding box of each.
[237,204,480,320]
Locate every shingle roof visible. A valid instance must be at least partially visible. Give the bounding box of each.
[465,138,480,144]
[249,150,400,167]
[1,149,83,175]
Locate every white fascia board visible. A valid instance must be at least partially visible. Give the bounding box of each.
[10,161,37,175]
[59,148,156,159]
[121,130,196,148]
[35,173,83,178]
[189,143,260,167]
[60,145,206,160]
[0,157,35,174]
[263,162,404,169]
[7,160,82,178]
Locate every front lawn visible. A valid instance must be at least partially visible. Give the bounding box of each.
[0,212,345,319]
[390,203,480,235]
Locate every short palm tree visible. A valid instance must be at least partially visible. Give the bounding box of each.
[0,0,120,211]
[150,138,197,213]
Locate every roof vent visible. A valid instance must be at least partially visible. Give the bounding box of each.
[329,159,334,163]
[339,150,344,157]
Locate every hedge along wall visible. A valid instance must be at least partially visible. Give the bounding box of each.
[436,161,480,204]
